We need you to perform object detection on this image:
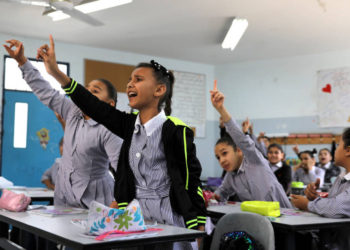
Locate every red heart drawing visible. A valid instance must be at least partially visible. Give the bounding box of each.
[322,83,331,93]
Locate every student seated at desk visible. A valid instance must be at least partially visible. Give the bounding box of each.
[267,143,292,195]
[210,83,292,208]
[293,149,325,187]
[317,148,341,187]
[291,128,350,250]
[41,137,63,190]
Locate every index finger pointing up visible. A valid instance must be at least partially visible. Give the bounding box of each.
[49,34,55,49]
[214,79,217,91]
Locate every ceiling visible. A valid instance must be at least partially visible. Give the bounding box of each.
[1,0,350,64]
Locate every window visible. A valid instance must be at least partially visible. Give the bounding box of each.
[4,56,69,94]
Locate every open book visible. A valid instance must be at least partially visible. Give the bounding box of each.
[29,206,88,217]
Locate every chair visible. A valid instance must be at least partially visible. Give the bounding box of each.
[210,212,275,250]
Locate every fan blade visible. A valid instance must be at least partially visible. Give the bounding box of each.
[59,7,103,26]
[3,0,49,6]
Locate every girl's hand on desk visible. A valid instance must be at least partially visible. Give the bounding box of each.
[304,179,320,201]
[213,193,221,201]
[290,194,309,211]
[109,201,118,208]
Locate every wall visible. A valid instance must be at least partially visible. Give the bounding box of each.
[0,32,218,179]
[214,50,350,162]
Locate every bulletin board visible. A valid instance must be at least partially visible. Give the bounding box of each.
[317,67,350,127]
[84,60,207,137]
[85,59,134,93]
[84,59,134,112]
[172,71,206,137]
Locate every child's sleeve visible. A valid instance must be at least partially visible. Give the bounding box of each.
[214,174,236,202]
[41,165,53,183]
[182,127,207,227]
[20,61,72,120]
[249,134,267,158]
[224,118,268,166]
[102,131,123,172]
[62,79,132,139]
[308,186,350,218]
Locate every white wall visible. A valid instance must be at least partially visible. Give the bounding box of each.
[0,32,218,178]
[214,50,350,162]
[215,50,350,120]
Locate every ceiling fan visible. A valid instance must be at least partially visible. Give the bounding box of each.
[2,0,131,26]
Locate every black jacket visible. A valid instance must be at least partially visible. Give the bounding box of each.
[63,79,207,229]
[318,163,341,184]
[273,162,292,195]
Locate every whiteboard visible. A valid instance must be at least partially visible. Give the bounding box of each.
[171,71,206,137]
[317,67,350,127]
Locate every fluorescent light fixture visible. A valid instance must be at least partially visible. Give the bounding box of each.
[76,0,132,14]
[46,0,132,21]
[222,18,248,51]
[48,10,70,21]
[20,0,49,7]
[13,102,28,148]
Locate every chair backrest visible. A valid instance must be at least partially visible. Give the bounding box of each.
[210,212,275,250]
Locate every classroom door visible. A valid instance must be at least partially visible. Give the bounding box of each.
[1,90,64,187]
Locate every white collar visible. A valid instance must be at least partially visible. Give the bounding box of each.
[320,162,331,169]
[343,172,350,181]
[134,110,167,136]
[276,161,283,168]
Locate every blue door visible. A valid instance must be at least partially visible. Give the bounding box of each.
[1,57,68,187]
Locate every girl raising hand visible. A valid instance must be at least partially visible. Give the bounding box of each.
[210,81,291,208]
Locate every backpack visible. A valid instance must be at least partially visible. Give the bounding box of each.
[219,231,264,250]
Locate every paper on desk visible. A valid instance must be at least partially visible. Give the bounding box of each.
[29,206,88,217]
[0,176,13,188]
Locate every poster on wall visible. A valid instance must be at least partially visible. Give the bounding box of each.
[317,67,350,127]
[171,71,206,137]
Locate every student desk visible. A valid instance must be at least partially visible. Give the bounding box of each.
[0,209,205,249]
[207,203,350,250]
[6,187,54,205]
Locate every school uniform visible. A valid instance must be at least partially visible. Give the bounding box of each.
[215,118,292,208]
[20,61,123,208]
[61,79,207,231]
[293,166,325,187]
[270,161,292,195]
[318,162,341,184]
[41,158,60,185]
[307,172,350,250]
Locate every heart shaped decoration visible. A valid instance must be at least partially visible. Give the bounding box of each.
[322,84,332,93]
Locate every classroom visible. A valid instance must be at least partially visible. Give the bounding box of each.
[0,0,349,249]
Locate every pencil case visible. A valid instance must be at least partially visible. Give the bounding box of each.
[240,201,280,217]
[291,182,304,188]
[0,189,31,212]
[86,199,147,235]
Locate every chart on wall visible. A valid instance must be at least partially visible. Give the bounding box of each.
[317,67,350,127]
[172,71,206,137]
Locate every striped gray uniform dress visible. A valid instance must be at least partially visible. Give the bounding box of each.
[307,172,350,250]
[129,111,193,250]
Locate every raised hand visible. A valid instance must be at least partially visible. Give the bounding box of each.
[36,35,60,77]
[242,118,250,134]
[3,39,27,65]
[293,145,300,155]
[210,80,225,110]
[37,35,70,87]
[210,80,231,123]
[304,178,320,201]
